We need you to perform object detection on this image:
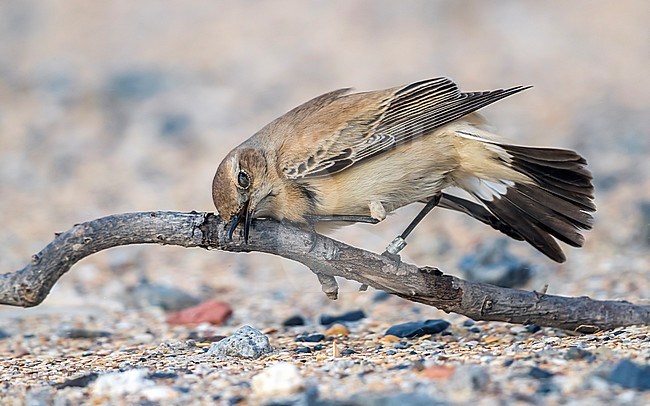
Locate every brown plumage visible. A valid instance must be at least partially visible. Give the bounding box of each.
[212,77,595,262]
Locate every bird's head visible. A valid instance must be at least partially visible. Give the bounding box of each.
[212,146,271,242]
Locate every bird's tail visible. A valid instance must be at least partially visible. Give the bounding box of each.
[454,137,595,263]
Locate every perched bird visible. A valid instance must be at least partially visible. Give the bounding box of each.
[212,77,595,262]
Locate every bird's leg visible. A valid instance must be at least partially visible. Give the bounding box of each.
[384,193,442,257]
[306,214,380,224]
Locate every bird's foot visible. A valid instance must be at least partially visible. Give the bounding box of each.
[382,236,407,261]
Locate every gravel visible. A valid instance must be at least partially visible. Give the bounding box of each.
[1,1,649,404]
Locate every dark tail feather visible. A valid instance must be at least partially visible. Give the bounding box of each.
[471,144,595,263]
[437,193,525,241]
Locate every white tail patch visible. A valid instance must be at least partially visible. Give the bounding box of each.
[464,177,513,201]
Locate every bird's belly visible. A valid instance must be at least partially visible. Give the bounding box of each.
[308,133,459,216]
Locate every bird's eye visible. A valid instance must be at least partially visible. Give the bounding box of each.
[237,171,251,189]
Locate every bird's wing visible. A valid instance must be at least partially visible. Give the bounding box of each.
[279,77,530,179]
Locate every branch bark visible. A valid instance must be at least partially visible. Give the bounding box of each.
[1,211,648,332]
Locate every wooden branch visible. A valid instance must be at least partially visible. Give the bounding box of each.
[1,211,648,332]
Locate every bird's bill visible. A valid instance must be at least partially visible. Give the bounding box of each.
[227,200,252,243]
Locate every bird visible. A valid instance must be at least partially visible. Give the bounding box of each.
[212,77,595,263]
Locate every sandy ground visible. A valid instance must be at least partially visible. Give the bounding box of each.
[0,1,648,404]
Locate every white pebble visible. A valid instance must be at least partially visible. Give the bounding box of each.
[252,362,305,398]
[92,369,153,397]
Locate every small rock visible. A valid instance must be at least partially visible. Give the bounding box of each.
[421,365,455,379]
[91,369,154,397]
[529,367,554,380]
[386,350,397,355]
[57,328,112,339]
[167,299,232,325]
[536,381,558,395]
[228,396,244,405]
[107,70,168,101]
[385,320,450,338]
[324,323,349,336]
[128,280,201,312]
[608,359,650,390]
[525,324,541,333]
[341,349,357,355]
[462,320,475,327]
[459,239,531,288]
[564,347,594,361]
[373,291,392,302]
[24,388,53,406]
[295,347,311,354]
[0,329,11,340]
[393,341,410,349]
[251,362,305,398]
[468,327,481,333]
[208,325,272,359]
[313,344,324,351]
[56,372,99,389]
[141,385,178,401]
[381,335,401,343]
[320,310,366,325]
[147,372,179,380]
[295,333,325,343]
[159,113,191,139]
[349,392,441,406]
[282,315,306,327]
[639,201,650,246]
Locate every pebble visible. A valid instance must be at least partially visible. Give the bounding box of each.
[350,392,439,406]
[341,349,357,355]
[166,299,233,325]
[525,324,541,333]
[385,320,450,338]
[91,369,155,397]
[251,362,305,398]
[25,388,54,406]
[529,367,554,380]
[608,359,650,391]
[564,347,594,361]
[147,372,179,380]
[295,333,325,343]
[57,328,112,339]
[324,323,349,336]
[127,280,201,311]
[459,239,532,288]
[295,347,311,353]
[320,310,366,325]
[55,372,99,389]
[639,201,650,246]
[444,365,490,402]
[421,365,455,379]
[282,315,306,326]
[207,325,272,359]
[107,70,168,101]
[0,329,11,340]
[372,291,392,302]
[393,341,410,349]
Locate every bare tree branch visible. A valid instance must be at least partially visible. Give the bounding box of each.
[1,211,648,332]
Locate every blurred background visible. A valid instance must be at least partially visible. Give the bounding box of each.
[0,0,648,321]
